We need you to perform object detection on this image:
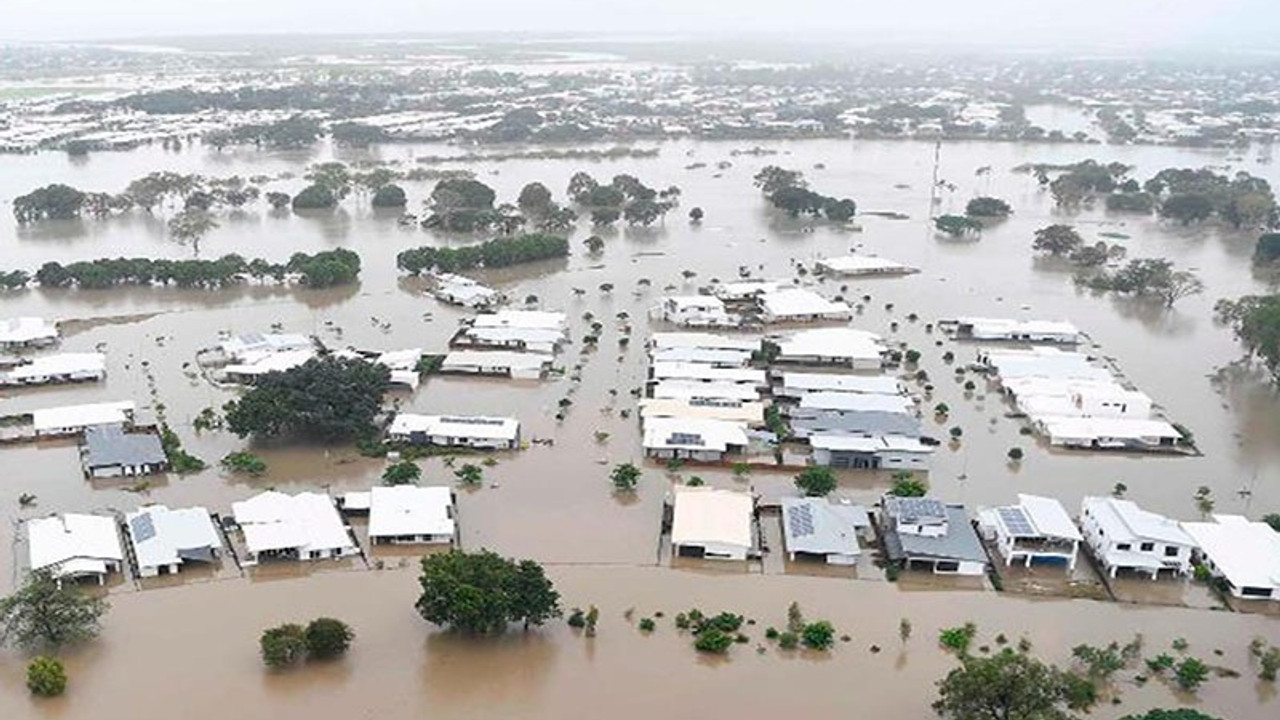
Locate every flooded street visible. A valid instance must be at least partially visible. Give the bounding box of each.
[2,135,1280,718]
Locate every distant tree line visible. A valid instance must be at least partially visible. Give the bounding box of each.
[396,233,569,275]
[0,249,361,291]
[752,166,856,221]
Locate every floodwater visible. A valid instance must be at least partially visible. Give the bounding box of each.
[2,136,1280,718]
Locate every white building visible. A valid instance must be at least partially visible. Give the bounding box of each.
[0,352,105,386]
[650,332,760,353]
[815,255,919,277]
[643,417,749,462]
[440,350,551,380]
[780,497,872,565]
[222,348,316,384]
[649,346,753,367]
[431,273,500,308]
[978,494,1081,570]
[374,348,425,389]
[471,310,567,331]
[639,398,766,426]
[980,347,1113,384]
[28,513,124,584]
[0,317,58,349]
[776,372,905,398]
[124,505,223,578]
[649,379,762,403]
[231,491,356,565]
[388,414,520,449]
[713,279,784,301]
[670,486,754,561]
[758,289,851,323]
[946,317,1080,344]
[452,326,565,355]
[1182,515,1280,601]
[220,332,313,360]
[33,400,137,436]
[368,486,456,545]
[1079,496,1196,579]
[1036,417,1182,451]
[810,434,932,470]
[650,362,767,387]
[770,328,885,370]
[651,296,738,327]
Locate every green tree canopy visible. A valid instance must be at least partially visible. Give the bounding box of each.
[934,649,1084,720]
[304,617,354,660]
[1032,225,1083,256]
[13,184,88,223]
[26,656,67,696]
[291,183,337,210]
[224,355,390,440]
[415,550,561,634]
[935,214,983,237]
[795,467,837,497]
[965,196,1012,218]
[260,623,308,668]
[371,184,408,208]
[0,571,109,650]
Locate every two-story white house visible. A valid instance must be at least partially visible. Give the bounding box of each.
[1080,496,1196,579]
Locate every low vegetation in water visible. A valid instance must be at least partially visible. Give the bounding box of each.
[26,656,67,696]
[221,451,267,476]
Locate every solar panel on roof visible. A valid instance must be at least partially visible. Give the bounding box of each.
[997,507,1036,537]
[130,513,156,542]
[788,504,815,537]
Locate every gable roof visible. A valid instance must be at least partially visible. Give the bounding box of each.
[1081,496,1194,546]
[671,487,753,550]
[125,505,222,570]
[28,513,123,576]
[368,486,454,539]
[781,497,868,556]
[1182,515,1280,591]
[232,491,354,556]
[882,504,986,565]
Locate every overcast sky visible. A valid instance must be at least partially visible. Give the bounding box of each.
[4,0,1278,50]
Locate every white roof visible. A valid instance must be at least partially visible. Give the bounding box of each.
[33,400,135,432]
[781,372,904,395]
[342,492,372,511]
[809,434,933,454]
[816,255,917,275]
[983,348,1111,382]
[781,497,869,556]
[442,350,551,371]
[1039,416,1181,441]
[650,362,766,384]
[650,379,761,402]
[1081,496,1194,546]
[714,279,783,299]
[471,310,567,331]
[368,486,454,539]
[643,417,750,453]
[1015,494,1083,541]
[0,317,58,344]
[232,491,354,556]
[662,295,727,311]
[759,289,850,319]
[671,486,753,551]
[799,392,913,413]
[221,332,312,360]
[459,326,565,350]
[125,505,222,570]
[639,398,765,424]
[389,414,519,441]
[649,347,752,366]
[28,513,123,576]
[650,332,760,352]
[437,282,498,304]
[223,348,316,377]
[376,348,423,370]
[774,327,884,360]
[1182,515,1280,590]
[1002,377,1129,399]
[0,352,104,381]
[955,317,1079,339]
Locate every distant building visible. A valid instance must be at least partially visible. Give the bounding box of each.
[452,310,568,354]
[651,296,738,327]
[643,417,749,462]
[81,424,168,478]
[977,494,1081,570]
[431,273,500,308]
[943,317,1080,344]
[758,289,851,323]
[670,486,754,561]
[780,497,872,565]
[650,332,760,353]
[649,362,768,388]
[880,496,987,575]
[387,414,520,450]
[769,327,886,370]
[775,372,905,399]
[27,513,124,585]
[1182,515,1280,601]
[124,505,223,578]
[1079,496,1196,579]
[0,352,105,386]
[814,255,918,277]
[32,400,137,437]
[439,350,551,380]
[0,317,58,350]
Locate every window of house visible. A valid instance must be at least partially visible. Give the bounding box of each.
[1139,542,1154,552]
[1164,546,1179,557]
[1116,543,1131,551]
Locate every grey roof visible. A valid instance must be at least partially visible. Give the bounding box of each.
[781,498,870,556]
[883,496,947,524]
[83,424,167,469]
[882,504,987,565]
[790,411,922,438]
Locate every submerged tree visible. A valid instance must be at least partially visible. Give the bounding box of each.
[224,356,390,441]
[934,649,1087,720]
[0,571,109,650]
[794,467,837,497]
[934,214,983,238]
[416,551,560,634]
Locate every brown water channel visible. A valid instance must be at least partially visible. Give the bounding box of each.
[1,137,1278,718]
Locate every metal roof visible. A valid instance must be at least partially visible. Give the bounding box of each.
[882,504,987,565]
[83,424,167,468]
[781,497,869,557]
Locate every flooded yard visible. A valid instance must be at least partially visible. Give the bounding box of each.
[2,136,1280,718]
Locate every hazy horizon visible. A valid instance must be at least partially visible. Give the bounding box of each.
[4,0,1279,53]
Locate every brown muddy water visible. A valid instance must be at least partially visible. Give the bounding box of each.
[1,137,1279,718]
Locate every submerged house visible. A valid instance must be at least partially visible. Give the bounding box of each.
[27,513,124,585]
[670,486,754,561]
[32,400,137,437]
[776,372,905,398]
[769,328,886,370]
[978,494,1081,570]
[780,497,872,565]
[1036,417,1182,451]
[452,310,568,354]
[945,317,1080,344]
[650,346,753,367]
[231,491,356,565]
[431,273,501,308]
[649,332,760,353]
[1182,515,1280,601]
[124,505,223,578]
[387,414,520,450]
[880,496,987,576]
[80,423,168,478]
[1079,496,1196,579]
[639,397,766,426]
[0,352,105,386]
[649,379,762,404]
[651,295,738,328]
[0,317,58,350]
[367,486,456,545]
[814,255,919,277]
[642,417,749,462]
[439,350,551,380]
[649,362,768,388]
[757,289,851,323]
[809,434,932,470]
